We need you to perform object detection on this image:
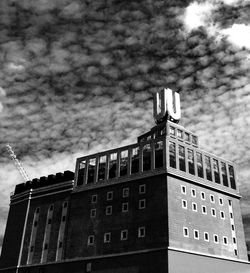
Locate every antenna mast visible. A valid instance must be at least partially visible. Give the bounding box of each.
[6,144,30,182]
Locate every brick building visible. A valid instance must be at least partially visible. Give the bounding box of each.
[0,88,250,273]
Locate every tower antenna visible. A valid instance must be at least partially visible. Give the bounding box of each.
[6,144,30,182]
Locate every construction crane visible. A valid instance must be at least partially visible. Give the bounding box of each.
[6,144,30,182]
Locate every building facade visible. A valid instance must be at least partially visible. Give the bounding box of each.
[0,89,249,273]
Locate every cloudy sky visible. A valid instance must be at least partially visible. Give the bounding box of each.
[1,0,250,253]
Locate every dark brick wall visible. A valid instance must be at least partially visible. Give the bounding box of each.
[65,174,168,259]
[167,175,247,259]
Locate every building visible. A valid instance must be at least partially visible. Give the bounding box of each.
[0,88,250,273]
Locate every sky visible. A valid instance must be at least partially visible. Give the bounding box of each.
[0,0,250,254]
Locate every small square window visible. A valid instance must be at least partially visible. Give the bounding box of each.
[214,234,219,243]
[122,203,128,212]
[191,189,196,197]
[106,206,112,215]
[123,188,129,198]
[219,198,223,205]
[211,208,216,217]
[220,211,225,219]
[90,209,96,218]
[192,202,197,212]
[121,230,128,240]
[194,229,199,239]
[107,191,113,201]
[201,192,205,200]
[104,232,111,243]
[88,235,95,246]
[204,232,209,242]
[202,206,207,215]
[138,226,145,238]
[181,185,186,194]
[91,195,97,204]
[139,199,146,209]
[223,236,228,245]
[183,227,189,237]
[210,194,215,203]
[182,199,187,209]
[139,184,146,194]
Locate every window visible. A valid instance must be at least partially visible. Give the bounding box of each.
[77,159,86,186]
[107,191,113,201]
[219,198,223,205]
[179,145,186,172]
[182,199,187,209]
[106,206,112,215]
[155,141,164,168]
[87,158,96,184]
[90,209,96,218]
[98,155,107,181]
[223,236,228,245]
[120,150,128,176]
[220,211,225,219]
[131,147,140,174]
[205,156,212,181]
[109,153,117,179]
[204,232,209,242]
[177,129,183,139]
[191,189,196,197]
[211,208,216,217]
[34,220,38,227]
[202,206,207,214]
[210,194,215,203]
[139,199,146,209]
[228,200,232,206]
[213,159,220,184]
[185,132,190,142]
[194,229,199,239]
[63,202,68,208]
[181,185,186,194]
[139,184,146,194]
[138,227,145,238]
[201,192,205,200]
[49,205,54,211]
[230,212,233,219]
[36,207,40,214]
[48,218,52,225]
[143,144,151,171]
[62,215,66,222]
[44,243,48,250]
[169,142,176,168]
[123,188,129,198]
[121,230,128,240]
[234,249,238,256]
[183,227,189,237]
[229,165,236,189]
[196,152,204,178]
[188,149,195,175]
[231,225,235,231]
[192,202,197,212]
[122,203,128,213]
[233,237,236,244]
[30,246,34,252]
[91,195,97,203]
[88,235,95,246]
[104,233,111,243]
[59,241,63,248]
[221,162,228,187]
[170,126,175,136]
[214,234,218,243]
[192,135,198,146]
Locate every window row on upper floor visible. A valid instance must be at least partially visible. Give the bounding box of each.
[76,139,165,186]
[169,141,236,190]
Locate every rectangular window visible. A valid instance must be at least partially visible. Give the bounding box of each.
[223,237,228,245]
[87,158,96,184]
[228,200,232,206]
[139,184,146,194]
[90,209,96,218]
[62,216,66,222]
[120,150,128,176]
[131,147,140,174]
[183,227,189,237]
[47,219,52,225]
[77,159,86,186]
[179,145,186,172]
[204,232,209,242]
[106,206,112,215]
[201,192,205,200]
[219,198,223,205]
[211,208,216,217]
[192,135,198,146]
[210,194,215,203]
[188,149,195,175]
[221,162,228,187]
[205,156,212,181]
[170,126,175,136]
[88,235,94,246]
[202,206,207,214]
[139,199,146,209]
[191,189,196,197]
[63,202,68,208]
[220,211,225,219]
[214,234,219,243]
[230,212,233,219]
[192,202,197,212]
[91,195,97,204]
[196,152,204,178]
[233,237,236,244]
[213,159,220,184]
[185,132,190,142]
[36,207,40,214]
[143,144,151,171]
[229,165,236,189]
[121,230,128,241]
[49,205,54,211]
[169,142,176,168]
[123,188,129,198]
[182,199,187,209]
[98,155,107,181]
[194,229,199,239]
[181,185,186,194]
[122,203,128,213]
[177,129,183,139]
[234,249,238,256]
[107,191,113,201]
[108,153,117,179]
[138,226,145,238]
[231,225,235,231]
[155,141,164,168]
[104,233,111,243]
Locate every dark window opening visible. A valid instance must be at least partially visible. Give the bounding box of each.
[221,162,228,187]
[179,145,186,172]
[177,129,183,139]
[185,132,190,142]
[143,144,151,171]
[108,153,117,179]
[205,156,212,181]
[48,218,52,225]
[44,243,48,250]
[196,152,204,178]
[120,150,128,176]
[62,215,66,222]
[87,158,96,184]
[169,142,176,168]
[59,241,63,248]
[30,246,34,252]
[170,126,175,136]
[98,155,106,181]
[63,202,68,208]
[49,205,54,211]
[229,165,236,189]
[34,221,38,227]
[192,135,198,145]
[77,159,86,186]
[131,147,139,174]
[213,159,220,184]
[188,149,195,175]
[155,141,164,168]
[36,208,40,214]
